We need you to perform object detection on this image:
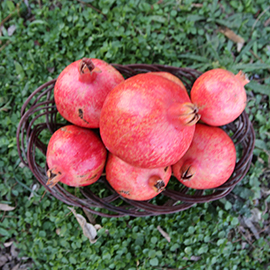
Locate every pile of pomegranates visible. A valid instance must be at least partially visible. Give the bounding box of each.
[46,58,249,201]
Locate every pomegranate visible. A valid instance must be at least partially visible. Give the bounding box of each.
[54,58,124,128]
[100,73,200,168]
[46,125,107,187]
[150,71,187,90]
[172,123,236,190]
[190,68,249,126]
[106,153,171,201]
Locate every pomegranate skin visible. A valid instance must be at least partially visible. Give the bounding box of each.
[46,125,107,187]
[150,71,187,90]
[172,123,236,190]
[106,153,171,201]
[100,73,197,169]
[190,68,248,126]
[54,58,124,128]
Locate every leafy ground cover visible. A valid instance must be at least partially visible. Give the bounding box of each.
[0,0,270,269]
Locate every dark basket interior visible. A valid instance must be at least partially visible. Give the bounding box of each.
[16,64,255,217]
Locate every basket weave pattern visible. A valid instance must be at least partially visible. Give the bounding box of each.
[16,64,255,217]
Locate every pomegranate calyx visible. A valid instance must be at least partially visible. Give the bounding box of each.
[154,179,166,192]
[182,103,201,126]
[235,70,250,86]
[46,167,64,188]
[149,175,165,193]
[168,102,200,127]
[181,163,196,181]
[79,58,102,75]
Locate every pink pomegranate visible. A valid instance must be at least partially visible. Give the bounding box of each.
[150,71,187,90]
[46,125,107,187]
[172,123,236,190]
[190,68,249,126]
[54,58,124,128]
[100,73,200,168]
[106,153,171,201]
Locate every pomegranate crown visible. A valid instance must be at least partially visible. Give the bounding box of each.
[79,58,102,75]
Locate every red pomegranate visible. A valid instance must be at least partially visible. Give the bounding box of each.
[106,153,171,201]
[172,123,236,190]
[100,73,200,168]
[54,58,124,128]
[46,125,107,187]
[150,71,187,90]
[190,68,249,126]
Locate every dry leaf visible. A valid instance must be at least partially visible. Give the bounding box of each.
[192,3,203,7]
[47,67,55,73]
[0,203,15,211]
[10,244,19,258]
[68,207,98,243]
[7,25,16,36]
[250,208,262,223]
[261,186,270,195]
[241,241,248,250]
[19,162,25,168]
[0,255,8,267]
[83,208,96,224]
[11,263,20,270]
[19,263,34,269]
[219,26,245,52]
[4,241,13,247]
[28,183,39,200]
[94,224,102,230]
[20,256,30,261]
[243,217,260,240]
[190,255,201,261]
[183,256,201,261]
[157,225,171,242]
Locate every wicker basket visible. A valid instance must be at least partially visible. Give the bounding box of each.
[16,64,255,217]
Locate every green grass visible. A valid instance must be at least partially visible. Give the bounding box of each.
[1,0,270,269]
